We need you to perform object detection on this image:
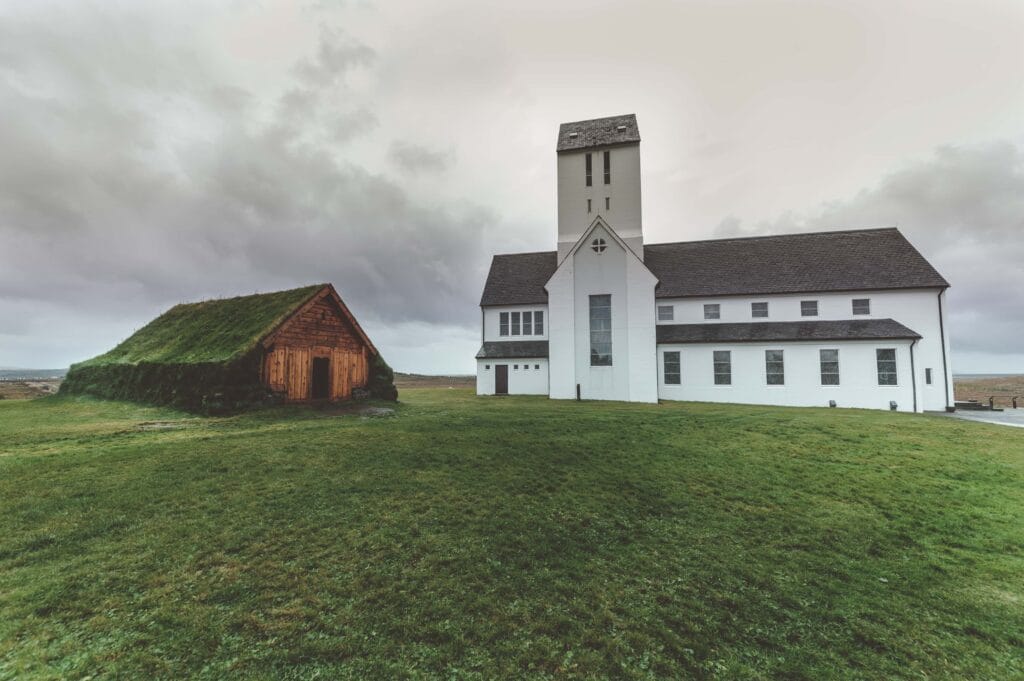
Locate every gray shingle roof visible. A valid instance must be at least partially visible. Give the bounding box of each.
[656,319,921,344]
[475,341,549,359]
[478,228,948,306]
[645,228,948,298]
[479,251,557,306]
[556,114,640,152]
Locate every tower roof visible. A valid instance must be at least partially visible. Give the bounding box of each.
[556,114,640,152]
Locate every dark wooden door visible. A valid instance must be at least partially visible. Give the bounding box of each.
[311,357,331,399]
[495,364,508,395]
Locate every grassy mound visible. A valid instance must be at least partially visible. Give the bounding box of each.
[1,390,1021,679]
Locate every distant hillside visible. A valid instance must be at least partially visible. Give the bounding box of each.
[393,372,474,389]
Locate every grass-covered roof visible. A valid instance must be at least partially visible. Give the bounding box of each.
[78,284,325,367]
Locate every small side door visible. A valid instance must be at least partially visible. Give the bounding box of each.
[495,364,509,395]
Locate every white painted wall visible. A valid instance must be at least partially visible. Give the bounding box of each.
[654,288,951,411]
[656,341,918,411]
[481,305,549,342]
[476,359,549,395]
[546,254,576,399]
[557,144,642,262]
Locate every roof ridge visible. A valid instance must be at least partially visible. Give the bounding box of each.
[492,250,557,258]
[645,227,899,249]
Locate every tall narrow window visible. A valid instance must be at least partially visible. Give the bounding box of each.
[589,295,612,366]
[603,150,611,184]
[751,302,768,318]
[704,303,721,320]
[925,368,933,385]
[801,300,819,317]
[585,153,593,186]
[664,351,681,385]
[765,350,785,385]
[511,311,521,336]
[534,311,544,335]
[820,349,839,385]
[852,298,870,315]
[605,196,610,210]
[522,311,533,335]
[587,198,592,213]
[657,305,674,321]
[876,348,897,385]
[713,351,731,385]
[499,312,509,336]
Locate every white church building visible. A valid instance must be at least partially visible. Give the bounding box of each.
[476,114,953,413]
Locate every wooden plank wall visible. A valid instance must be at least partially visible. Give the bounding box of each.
[261,296,371,401]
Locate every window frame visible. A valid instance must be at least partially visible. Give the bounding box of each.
[510,311,521,336]
[704,303,721,320]
[589,294,613,366]
[663,351,681,385]
[765,349,785,386]
[534,311,544,335]
[499,312,509,337]
[657,305,674,321]
[751,301,768,318]
[925,367,933,385]
[819,348,840,386]
[585,153,592,187]
[800,300,819,317]
[522,311,532,336]
[852,298,871,315]
[603,150,610,184]
[876,348,898,385]
[713,350,731,385]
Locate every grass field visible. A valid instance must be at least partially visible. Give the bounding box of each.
[1,390,1022,679]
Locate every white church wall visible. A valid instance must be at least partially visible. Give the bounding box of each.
[656,341,918,412]
[625,251,659,403]
[654,288,951,411]
[482,305,549,342]
[557,145,643,262]
[546,256,577,399]
[476,359,549,396]
[572,225,632,401]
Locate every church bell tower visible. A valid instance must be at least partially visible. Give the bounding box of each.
[555,114,643,262]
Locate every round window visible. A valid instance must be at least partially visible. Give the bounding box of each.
[591,237,607,253]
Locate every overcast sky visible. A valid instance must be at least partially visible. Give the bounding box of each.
[1,0,1022,374]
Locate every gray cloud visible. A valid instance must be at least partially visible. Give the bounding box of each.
[388,141,454,174]
[713,141,1024,363]
[0,5,490,371]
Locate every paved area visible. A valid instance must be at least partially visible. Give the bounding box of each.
[934,408,1024,429]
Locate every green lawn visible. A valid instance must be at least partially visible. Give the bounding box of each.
[1,390,1021,680]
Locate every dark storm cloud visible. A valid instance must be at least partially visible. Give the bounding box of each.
[0,5,492,368]
[714,141,1024,358]
[388,141,454,174]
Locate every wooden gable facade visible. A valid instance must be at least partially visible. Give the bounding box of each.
[260,285,377,402]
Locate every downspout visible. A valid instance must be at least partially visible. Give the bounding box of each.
[937,290,951,411]
[910,339,918,414]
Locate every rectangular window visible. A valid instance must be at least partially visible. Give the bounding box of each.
[587,198,592,213]
[765,350,785,385]
[499,312,509,336]
[751,302,768,318]
[820,349,839,385]
[534,310,544,335]
[713,351,731,385]
[603,150,610,184]
[485,365,490,370]
[522,311,532,336]
[664,351,681,385]
[925,368,933,385]
[605,196,610,210]
[704,303,721,320]
[657,305,674,321]
[585,153,592,186]
[511,311,521,336]
[589,294,612,366]
[534,364,540,370]
[801,300,818,317]
[853,298,870,315]
[514,364,519,370]
[876,348,897,385]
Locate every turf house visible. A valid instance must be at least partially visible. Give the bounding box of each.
[61,283,396,412]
